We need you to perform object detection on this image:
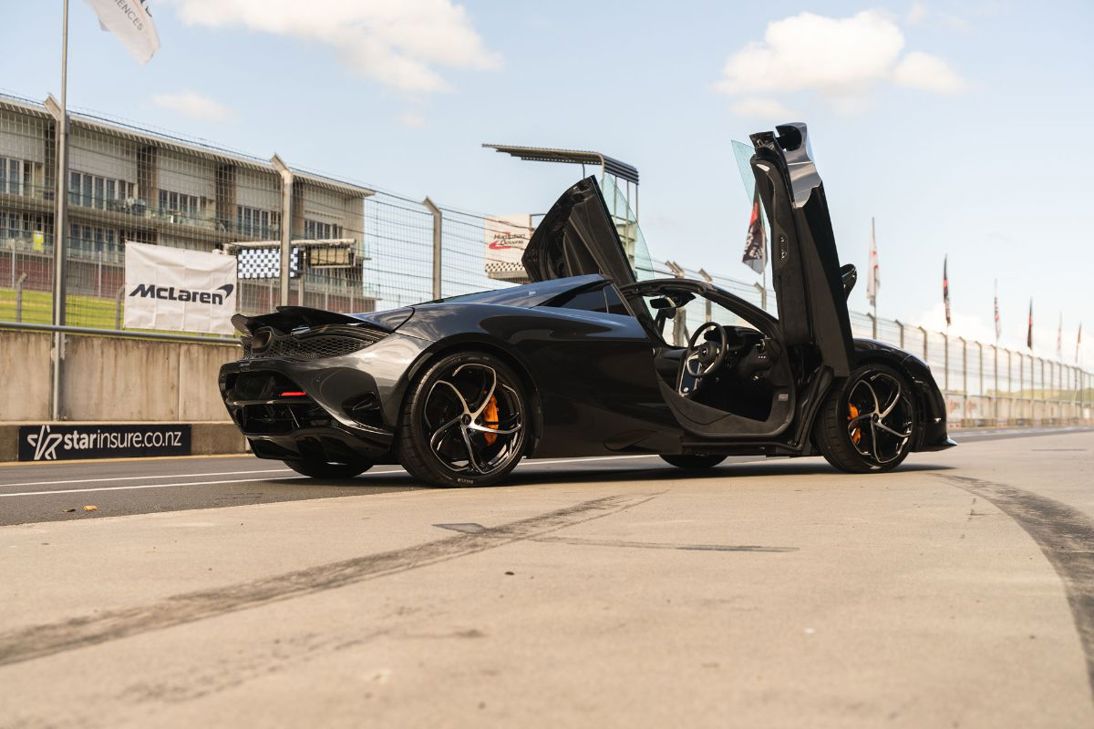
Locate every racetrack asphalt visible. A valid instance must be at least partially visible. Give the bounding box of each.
[1,425,1088,527]
[2,426,1094,727]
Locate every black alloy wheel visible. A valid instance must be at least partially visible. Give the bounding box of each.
[660,454,727,469]
[399,351,528,487]
[814,363,917,473]
[283,458,373,479]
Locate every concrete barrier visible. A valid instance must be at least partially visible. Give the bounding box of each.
[0,331,52,421]
[1,330,238,422]
[1,330,245,461]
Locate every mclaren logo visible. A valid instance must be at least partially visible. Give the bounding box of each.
[25,425,63,461]
[128,283,235,305]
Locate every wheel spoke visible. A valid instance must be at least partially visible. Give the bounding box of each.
[428,417,462,454]
[453,363,498,417]
[467,422,522,435]
[430,379,470,415]
[860,381,882,414]
[878,379,902,418]
[875,420,912,439]
[458,425,484,473]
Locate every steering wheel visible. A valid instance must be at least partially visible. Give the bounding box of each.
[677,321,728,397]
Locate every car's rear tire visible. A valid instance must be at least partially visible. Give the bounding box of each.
[814,363,917,473]
[659,454,726,469]
[398,351,529,488]
[282,458,372,479]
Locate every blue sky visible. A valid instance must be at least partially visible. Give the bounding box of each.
[3,0,1092,360]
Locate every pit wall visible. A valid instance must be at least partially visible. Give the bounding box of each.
[0,330,238,422]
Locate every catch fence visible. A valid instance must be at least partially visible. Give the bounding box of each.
[0,91,1089,426]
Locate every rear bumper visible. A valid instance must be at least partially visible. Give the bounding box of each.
[218,332,428,462]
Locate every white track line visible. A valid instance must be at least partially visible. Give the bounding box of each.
[0,475,310,498]
[0,468,293,489]
[0,454,663,498]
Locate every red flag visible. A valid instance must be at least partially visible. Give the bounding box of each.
[1057,314,1063,360]
[993,280,1001,342]
[1027,299,1033,350]
[741,188,766,275]
[866,218,879,306]
[943,256,951,327]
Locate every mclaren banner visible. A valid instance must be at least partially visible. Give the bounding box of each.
[124,242,238,335]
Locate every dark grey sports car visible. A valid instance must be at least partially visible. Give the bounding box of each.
[220,123,953,487]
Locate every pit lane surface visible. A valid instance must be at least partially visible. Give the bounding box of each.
[2,427,1093,727]
[1,426,1087,527]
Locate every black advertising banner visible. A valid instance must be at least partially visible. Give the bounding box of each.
[18,424,192,462]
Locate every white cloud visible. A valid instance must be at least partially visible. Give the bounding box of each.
[165,0,500,94]
[730,97,796,119]
[893,51,965,93]
[715,10,964,113]
[152,91,234,121]
[398,112,426,128]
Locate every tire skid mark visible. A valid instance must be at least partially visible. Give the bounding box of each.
[0,493,657,668]
[938,473,1094,700]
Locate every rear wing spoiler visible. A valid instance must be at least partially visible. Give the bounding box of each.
[231,306,370,335]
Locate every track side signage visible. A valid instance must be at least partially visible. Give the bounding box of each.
[18,424,192,462]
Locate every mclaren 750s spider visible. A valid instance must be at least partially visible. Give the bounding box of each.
[220,123,953,487]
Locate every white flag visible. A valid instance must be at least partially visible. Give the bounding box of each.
[866,217,879,306]
[84,0,160,64]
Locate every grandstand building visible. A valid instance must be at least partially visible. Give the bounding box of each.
[0,92,375,315]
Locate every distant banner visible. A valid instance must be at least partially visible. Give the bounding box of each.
[124,242,238,335]
[484,214,533,278]
[18,424,191,462]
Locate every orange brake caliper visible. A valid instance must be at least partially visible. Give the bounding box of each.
[482,395,499,445]
[848,403,862,445]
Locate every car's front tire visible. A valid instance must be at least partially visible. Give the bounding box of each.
[814,363,917,473]
[659,454,726,469]
[398,351,529,488]
[282,458,372,479]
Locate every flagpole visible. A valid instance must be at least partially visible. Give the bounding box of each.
[871,217,877,337]
[50,0,70,422]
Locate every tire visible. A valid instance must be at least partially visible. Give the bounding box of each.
[814,363,917,473]
[398,351,529,488]
[659,454,727,469]
[283,458,372,479]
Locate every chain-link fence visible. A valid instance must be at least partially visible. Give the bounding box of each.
[1,91,1090,426]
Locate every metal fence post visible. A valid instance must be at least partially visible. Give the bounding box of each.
[867,312,877,339]
[894,319,904,349]
[423,197,442,300]
[942,331,949,392]
[114,285,125,330]
[14,272,28,322]
[957,336,967,425]
[752,282,767,312]
[918,326,928,362]
[993,344,999,424]
[271,154,294,307]
[45,90,70,422]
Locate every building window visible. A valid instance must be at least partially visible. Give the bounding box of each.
[0,157,25,196]
[69,171,133,210]
[304,219,342,240]
[69,223,119,255]
[235,205,280,238]
[158,189,205,219]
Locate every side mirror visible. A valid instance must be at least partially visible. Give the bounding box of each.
[840,264,857,299]
[649,296,676,310]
